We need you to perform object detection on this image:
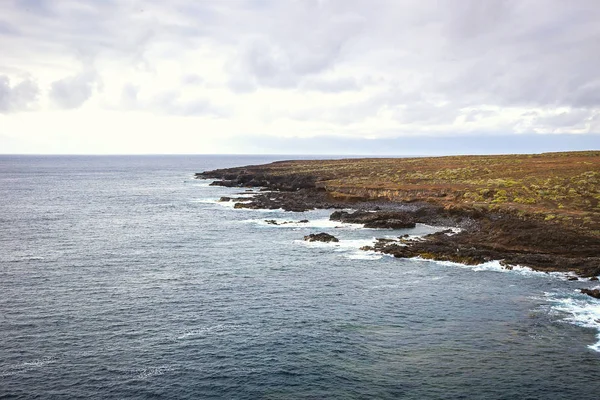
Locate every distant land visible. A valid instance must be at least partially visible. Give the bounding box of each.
[199,151,600,281]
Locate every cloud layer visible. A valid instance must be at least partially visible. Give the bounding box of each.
[1,0,599,153]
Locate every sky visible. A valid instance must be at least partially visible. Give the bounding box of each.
[1,0,599,155]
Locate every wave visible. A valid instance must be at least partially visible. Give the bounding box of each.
[8,255,46,262]
[1,357,57,377]
[295,237,376,250]
[241,218,365,230]
[242,208,287,213]
[175,324,237,340]
[345,251,383,260]
[189,180,214,187]
[294,237,382,261]
[416,223,463,234]
[545,291,600,352]
[131,365,174,380]
[190,198,252,208]
[413,258,571,279]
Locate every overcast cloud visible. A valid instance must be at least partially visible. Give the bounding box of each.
[0,0,599,154]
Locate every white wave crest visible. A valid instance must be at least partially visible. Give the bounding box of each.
[1,357,57,377]
[294,237,382,262]
[414,258,568,279]
[545,292,600,352]
[345,251,383,260]
[190,180,214,187]
[176,324,230,340]
[190,198,252,208]
[241,218,364,230]
[416,223,462,234]
[295,237,376,250]
[133,365,174,380]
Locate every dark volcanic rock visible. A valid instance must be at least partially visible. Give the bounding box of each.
[219,197,232,202]
[210,180,237,187]
[197,170,318,191]
[359,223,600,277]
[365,219,417,229]
[229,189,351,212]
[580,288,600,299]
[304,233,339,243]
[330,210,416,229]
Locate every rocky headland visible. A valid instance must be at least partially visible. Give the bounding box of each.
[197,152,600,282]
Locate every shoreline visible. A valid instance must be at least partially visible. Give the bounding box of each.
[197,152,600,280]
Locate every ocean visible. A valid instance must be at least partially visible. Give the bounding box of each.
[1,155,599,399]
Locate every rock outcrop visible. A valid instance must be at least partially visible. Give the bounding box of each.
[330,210,416,229]
[304,233,339,243]
[580,288,600,299]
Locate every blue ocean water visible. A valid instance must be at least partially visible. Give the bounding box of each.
[1,155,599,399]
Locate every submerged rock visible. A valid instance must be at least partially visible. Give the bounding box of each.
[304,233,339,243]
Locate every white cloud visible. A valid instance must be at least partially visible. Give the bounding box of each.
[49,70,98,109]
[0,0,599,153]
[0,75,39,113]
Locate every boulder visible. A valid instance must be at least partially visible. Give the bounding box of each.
[303,233,339,243]
[580,288,600,299]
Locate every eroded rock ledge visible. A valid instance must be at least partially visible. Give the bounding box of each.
[330,210,416,229]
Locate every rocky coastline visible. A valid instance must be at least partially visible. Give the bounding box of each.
[197,157,600,284]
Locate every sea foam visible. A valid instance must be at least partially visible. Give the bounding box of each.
[294,237,381,260]
[545,291,600,352]
[190,179,214,187]
[242,218,365,230]
[415,258,570,279]
[191,198,252,208]
[176,324,230,340]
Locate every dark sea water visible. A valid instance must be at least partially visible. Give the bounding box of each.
[1,155,600,399]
